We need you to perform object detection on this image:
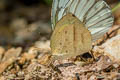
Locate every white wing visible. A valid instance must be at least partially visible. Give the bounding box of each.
[51,0,114,41]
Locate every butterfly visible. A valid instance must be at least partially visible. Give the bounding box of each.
[50,0,114,60]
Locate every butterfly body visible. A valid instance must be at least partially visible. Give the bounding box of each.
[50,14,92,60]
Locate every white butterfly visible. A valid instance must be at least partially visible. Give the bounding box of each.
[51,0,114,41]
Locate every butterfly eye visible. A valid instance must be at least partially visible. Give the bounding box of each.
[51,0,114,41]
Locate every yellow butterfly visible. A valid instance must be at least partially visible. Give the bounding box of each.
[49,1,115,65]
[50,0,114,61]
[50,13,92,60]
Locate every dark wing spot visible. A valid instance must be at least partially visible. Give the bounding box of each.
[65,38,68,41]
[59,43,62,45]
[66,50,68,53]
[65,31,67,34]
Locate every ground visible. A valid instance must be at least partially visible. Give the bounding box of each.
[0,0,120,80]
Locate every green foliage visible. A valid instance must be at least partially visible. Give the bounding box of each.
[43,0,52,5]
[112,2,120,12]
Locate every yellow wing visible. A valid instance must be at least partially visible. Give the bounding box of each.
[50,13,92,60]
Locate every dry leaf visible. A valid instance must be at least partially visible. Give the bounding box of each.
[2,47,22,61]
[19,52,36,65]
[0,47,22,74]
[38,53,51,65]
[0,57,16,74]
[25,62,57,80]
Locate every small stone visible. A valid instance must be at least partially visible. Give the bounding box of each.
[0,76,5,80]
[102,34,120,61]
[113,64,119,68]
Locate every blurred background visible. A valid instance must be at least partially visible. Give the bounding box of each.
[0,0,52,47]
[0,0,119,48]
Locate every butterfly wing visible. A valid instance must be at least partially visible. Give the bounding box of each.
[51,0,114,41]
[50,14,92,60]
